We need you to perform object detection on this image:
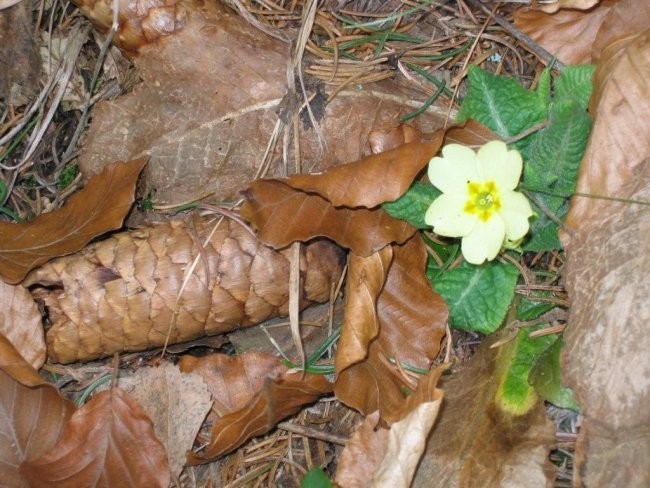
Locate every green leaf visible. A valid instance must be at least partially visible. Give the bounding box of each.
[301,467,334,488]
[523,193,568,252]
[495,327,557,415]
[383,182,440,229]
[0,180,6,202]
[433,260,519,334]
[529,338,579,411]
[456,66,548,144]
[554,65,595,110]
[517,292,558,321]
[525,98,591,197]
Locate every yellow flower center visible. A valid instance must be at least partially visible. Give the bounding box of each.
[464,180,501,222]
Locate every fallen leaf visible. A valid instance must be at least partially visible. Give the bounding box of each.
[563,30,650,242]
[536,0,600,14]
[335,246,393,372]
[178,352,333,463]
[283,139,443,208]
[178,352,284,416]
[0,335,74,487]
[334,235,447,423]
[514,0,616,64]
[21,388,171,487]
[241,180,416,256]
[591,0,650,61]
[563,159,650,485]
[0,0,40,104]
[0,281,45,369]
[368,124,422,154]
[411,329,556,487]
[0,158,146,284]
[335,367,445,488]
[107,363,213,479]
[568,175,650,486]
[71,0,446,206]
[25,217,344,363]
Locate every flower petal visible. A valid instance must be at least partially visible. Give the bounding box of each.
[461,215,505,264]
[425,193,477,237]
[498,190,534,240]
[428,144,479,194]
[477,140,522,190]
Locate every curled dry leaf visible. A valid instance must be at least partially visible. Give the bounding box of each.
[561,38,650,483]
[335,367,445,488]
[368,124,422,154]
[25,217,345,363]
[563,29,650,242]
[178,352,332,463]
[591,0,650,61]
[72,0,446,206]
[0,335,74,487]
[0,281,45,369]
[536,0,599,14]
[563,160,650,487]
[334,235,447,423]
[411,328,556,487]
[335,246,393,373]
[514,0,616,64]
[21,388,171,488]
[241,180,416,256]
[0,158,146,284]
[284,139,443,208]
[107,363,212,478]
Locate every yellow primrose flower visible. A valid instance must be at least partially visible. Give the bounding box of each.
[424,141,533,265]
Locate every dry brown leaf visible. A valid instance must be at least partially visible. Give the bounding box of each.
[591,0,650,60]
[106,363,212,478]
[241,180,416,256]
[536,0,600,14]
[411,330,555,487]
[178,352,333,463]
[21,387,170,487]
[25,217,344,363]
[0,281,45,369]
[335,367,445,488]
[178,352,284,416]
[71,0,446,206]
[563,30,650,242]
[0,335,74,487]
[562,42,650,483]
[563,159,650,487]
[514,0,616,64]
[283,139,443,208]
[368,124,422,154]
[335,247,393,372]
[0,158,146,284]
[0,0,40,104]
[334,235,447,423]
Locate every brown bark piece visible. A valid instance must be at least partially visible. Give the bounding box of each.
[25,217,345,363]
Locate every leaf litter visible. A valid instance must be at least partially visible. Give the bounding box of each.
[0,0,649,486]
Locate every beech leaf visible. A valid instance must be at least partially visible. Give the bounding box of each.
[20,388,171,487]
[108,363,213,478]
[0,335,74,487]
[335,367,445,488]
[412,329,556,487]
[335,246,393,373]
[0,158,146,284]
[334,235,447,423]
[0,281,45,369]
[284,139,443,208]
[241,180,416,256]
[562,33,650,483]
[178,352,333,463]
